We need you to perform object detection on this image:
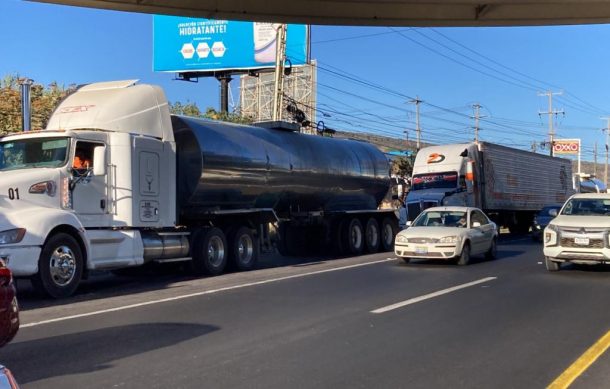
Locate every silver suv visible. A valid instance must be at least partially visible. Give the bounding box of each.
[543,193,610,271]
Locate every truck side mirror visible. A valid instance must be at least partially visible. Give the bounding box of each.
[93,146,106,176]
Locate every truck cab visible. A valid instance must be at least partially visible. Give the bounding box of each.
[406,143,480,220]
[0,80,177,298]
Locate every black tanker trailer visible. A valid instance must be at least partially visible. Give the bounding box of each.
[171,116,398,262]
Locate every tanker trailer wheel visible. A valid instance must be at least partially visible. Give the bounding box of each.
[364,218,380,253]
[190,227,227,276]
[342,218,364,256]
[31,233,84,299]
[277,223,296,257]
[229,226,259,271]
[380,217,398,252]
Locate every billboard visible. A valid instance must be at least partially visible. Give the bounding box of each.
[553,139,580,155]
[153,16,308,73]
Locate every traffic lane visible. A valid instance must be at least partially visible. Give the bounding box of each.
[13,250,378,311]
[2,251,511,387]
[3,241,609,388]
[13,230,528,309]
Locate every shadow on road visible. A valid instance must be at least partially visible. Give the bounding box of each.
[0,322,219,384]
[14,249,363,310]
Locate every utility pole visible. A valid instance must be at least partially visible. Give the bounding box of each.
[272,24,287,121]
[602,117,610,185]
[538,90,564,156]
[594,141,598,177]
[409,96,422,150]
[471,103,486,143]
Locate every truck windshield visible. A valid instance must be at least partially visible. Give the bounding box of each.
[0,137,69,171]
[411,171,458,190]
[561,198,610,216]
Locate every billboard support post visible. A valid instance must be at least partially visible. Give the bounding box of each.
[216,72,233,113]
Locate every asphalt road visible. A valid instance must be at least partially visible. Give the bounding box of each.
[2,236,610,388]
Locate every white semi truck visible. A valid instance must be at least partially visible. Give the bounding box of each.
[0,80,397,298]
[406,142,573,233]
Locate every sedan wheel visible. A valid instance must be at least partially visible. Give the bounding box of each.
[457,242,471,266]
[485,238,497,260]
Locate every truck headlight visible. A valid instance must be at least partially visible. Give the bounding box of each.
[29,180,57,196]
[439,236,459,243]
[395,235,408,243]
[544,224,558,245]
[0,228,26,244]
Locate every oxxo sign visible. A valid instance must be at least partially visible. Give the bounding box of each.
[553,139,580,155]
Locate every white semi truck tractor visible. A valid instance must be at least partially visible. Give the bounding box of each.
[406,142,573,233]
[0,80,397,298]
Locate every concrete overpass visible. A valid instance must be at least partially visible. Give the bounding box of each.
[31,1,610,26]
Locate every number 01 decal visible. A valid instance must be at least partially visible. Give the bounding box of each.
[8,188,19,200]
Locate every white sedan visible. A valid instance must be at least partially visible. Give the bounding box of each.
[394,206,498,265]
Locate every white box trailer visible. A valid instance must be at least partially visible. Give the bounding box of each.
[406,141,573,233]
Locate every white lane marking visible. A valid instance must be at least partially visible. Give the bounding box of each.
[22,257,398,328]
[371,276,497,314]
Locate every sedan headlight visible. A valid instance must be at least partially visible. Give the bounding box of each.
[0,229,26,245]
[395,235,408,243]
[439,235,460,243]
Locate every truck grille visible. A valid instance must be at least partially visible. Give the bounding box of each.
[558,227,607,234]
[407,203,421,221]
[560,238,605,249]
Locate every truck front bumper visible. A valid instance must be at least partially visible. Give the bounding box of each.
[543,246,610,265]
[0,246,41,277]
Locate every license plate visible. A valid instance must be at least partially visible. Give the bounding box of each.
[415,246,428,254]
[574,237,589,245]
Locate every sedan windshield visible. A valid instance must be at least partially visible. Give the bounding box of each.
[0,137,69,171]
[560,198,610,216]
[412,211,467,227]
[411,171,458,190]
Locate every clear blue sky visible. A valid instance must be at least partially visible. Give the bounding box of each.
[2,0,610,164]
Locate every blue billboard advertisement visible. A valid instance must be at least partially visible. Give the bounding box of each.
[153,16,308,73]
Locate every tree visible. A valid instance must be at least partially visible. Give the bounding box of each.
[391,155,414,178]
[169,102,252,124]
[0,74,76,134]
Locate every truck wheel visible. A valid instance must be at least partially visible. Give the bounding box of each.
[380,217,397,252]
[364,218,380,253]
[485,238,498,260]
[457,242,471,266]
[229,226,259,271]
[342,218,364,256]
[545,257,560,271]
[31,233,84,299]
[190,227,227,276]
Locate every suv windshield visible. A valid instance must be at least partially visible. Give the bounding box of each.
[411,171,458,190]
[0,137,69,171]
[560,198,610,216]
